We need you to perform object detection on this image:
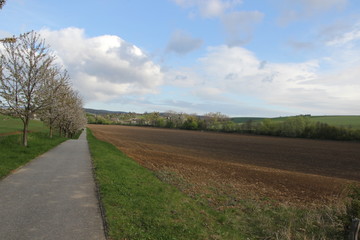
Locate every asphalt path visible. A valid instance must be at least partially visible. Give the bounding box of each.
[0,131,106,240]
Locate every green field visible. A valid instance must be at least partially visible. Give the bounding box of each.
[0,114,47,134]
[310,116,360,129]
[232,115,360,129]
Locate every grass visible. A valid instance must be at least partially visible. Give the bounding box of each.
[0,114,47,134]
[157,170,348,240]
[310,116,360,129]
[0,132,67,179]
[232,115,360,130]
[87,128,353,240]
[0,113,68,179]
[87,128,241,240]
[271,116,360,129]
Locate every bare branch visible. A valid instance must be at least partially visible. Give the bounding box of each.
[0,0,6,9]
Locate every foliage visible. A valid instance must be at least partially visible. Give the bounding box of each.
[254,116,360,141]
[342,185,360,235]
[0,31,55,146]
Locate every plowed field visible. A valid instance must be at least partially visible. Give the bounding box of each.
[88,124,360,204]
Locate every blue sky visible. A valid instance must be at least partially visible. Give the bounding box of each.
[1,0,360,116]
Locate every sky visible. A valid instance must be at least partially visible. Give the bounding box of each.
[1,0,360,117]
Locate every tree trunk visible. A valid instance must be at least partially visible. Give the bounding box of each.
[49,124,53,138]
[22,117,29,147]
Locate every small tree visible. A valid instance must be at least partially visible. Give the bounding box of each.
[56,89,85,137]
[204,112,229,131]
[0,31,55,146]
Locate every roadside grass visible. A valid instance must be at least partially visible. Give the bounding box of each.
[87,128,241,240]
[0,132,67,179]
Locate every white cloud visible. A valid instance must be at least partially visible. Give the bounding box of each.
[326,21,360,46]
[172,0,242,18]
[172,0,263,46]
[39,27,163,103]
[221,11,264,46]
[166,45,360,115]
[166,30,203,54]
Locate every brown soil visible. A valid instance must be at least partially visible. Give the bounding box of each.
[88,124,360,205]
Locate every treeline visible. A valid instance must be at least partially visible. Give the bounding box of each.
[88,112,360,141]
[250,116,360,141]
[0,31,86,146]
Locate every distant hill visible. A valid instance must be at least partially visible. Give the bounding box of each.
[230,117,265,123]
[84,108,126,115]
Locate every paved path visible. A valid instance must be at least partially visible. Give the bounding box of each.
[0,131,106,240]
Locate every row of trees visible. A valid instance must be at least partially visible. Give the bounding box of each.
[0,31,86,146]
[88,111,235,131]
[88,111,360,141]
[253,116,360,141]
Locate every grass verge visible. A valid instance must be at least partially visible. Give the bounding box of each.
[0,132,67,179]
[156,170,349,240]
[87,128,242,240]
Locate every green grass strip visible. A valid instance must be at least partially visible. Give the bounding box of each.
[0,114,47,134]
[87,128,240,240]
[0,132,67,179]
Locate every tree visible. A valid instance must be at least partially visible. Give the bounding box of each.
[204,112,229,131]
[182,115,199,130]
[56,89,86,138]
[0,0,6,9]
[0,31,55,146]
[39,67,70,138]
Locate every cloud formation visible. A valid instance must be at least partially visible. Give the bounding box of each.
[166,45,360,115]
[172,0,263,46]
[166,30,203,54]
[326,21,360,46]
[40,28,163,103]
